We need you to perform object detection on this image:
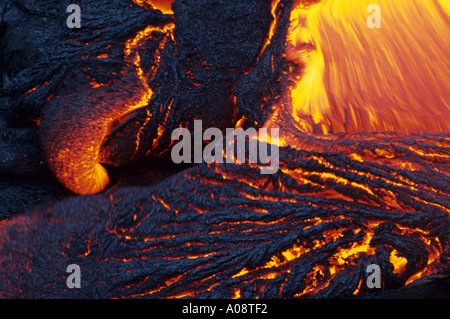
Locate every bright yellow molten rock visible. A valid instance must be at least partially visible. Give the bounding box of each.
[283,0,450,134]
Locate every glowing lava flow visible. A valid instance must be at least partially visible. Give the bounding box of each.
[3,0,448,299]
[123,21,175,132]
[258,0,283,57]
[248,0,450,295]
[41,20,175,195]
[276,0,450,135]
[133,0,175,15]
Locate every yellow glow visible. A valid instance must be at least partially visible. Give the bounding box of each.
[278,0,450,134]
[133,0,174,15]
[389,250,408,275]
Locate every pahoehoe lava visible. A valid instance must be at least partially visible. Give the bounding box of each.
[0,0,449,298]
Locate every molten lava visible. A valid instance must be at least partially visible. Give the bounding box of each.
[133,0,175,15]
[271,0,450,135]
[0,0,449,299]
[41,15,175,195]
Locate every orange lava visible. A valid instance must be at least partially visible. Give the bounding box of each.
[133,0,175,15]
[271,0,450,134]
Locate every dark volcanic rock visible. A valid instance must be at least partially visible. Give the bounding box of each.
[1,0,275,196]
[0,0,449,300]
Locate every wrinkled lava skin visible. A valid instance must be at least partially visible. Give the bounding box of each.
[1,0,449,299]
[33,0,274,194]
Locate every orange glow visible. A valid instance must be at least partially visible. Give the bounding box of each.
[389,250,408,275]
[133,0,175,15]
[273,0,450,134]
[228,224,384,297]
[334,231,376,266]
[25,81,49,94]
[231,288,241,299]
[30,0,447,297]
[134,109,153,157]
[405,241,441,285]
[151,194,180,214]
[48,22,175,195]
[258,0,282,57]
